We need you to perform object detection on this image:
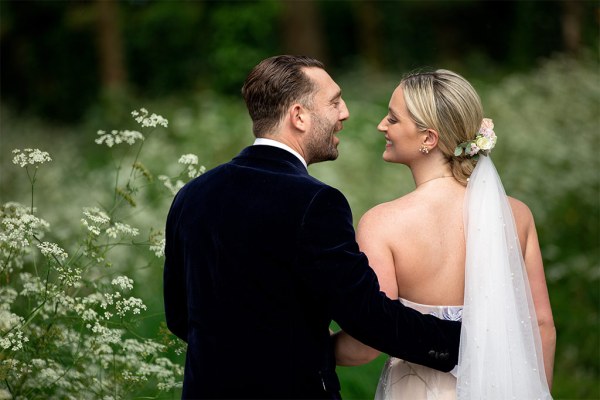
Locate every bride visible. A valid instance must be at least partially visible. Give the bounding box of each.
[333,69,556,399]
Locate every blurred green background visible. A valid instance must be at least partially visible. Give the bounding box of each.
[1,0,598,399]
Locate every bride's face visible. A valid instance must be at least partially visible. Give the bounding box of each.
[377,86,426,164]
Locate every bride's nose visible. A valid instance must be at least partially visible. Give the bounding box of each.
[377,117,387,132]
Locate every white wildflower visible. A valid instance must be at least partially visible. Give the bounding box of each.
[1,202,50,249]
[0,287,18,306]
[123,370,146,383]
[39,367,61,385]
[32,358,47,369]
[158,175,185,196]
[105,222,139,239]
[0,310,24,331]
[37,241,68,261]
[111,276,134,291]
[12,148,52,168]
[115,297,146,317]
[178,154,205,178]
[0,329,29,351]
[178,154,198,165]
[81,207,110,236]
[19,272,44,296]
[89,322,122,344]
[82,207,110,224]
[95,130,144,147]
[131,108,168,128]
[149,238,165,258]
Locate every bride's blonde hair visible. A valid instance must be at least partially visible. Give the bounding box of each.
[400,69,483,185]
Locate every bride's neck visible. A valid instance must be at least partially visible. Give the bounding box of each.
[410,157,453,188]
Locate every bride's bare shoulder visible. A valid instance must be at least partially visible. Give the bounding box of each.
[508,196,535,224]
[507,196,537,246]
[358,193,421,232]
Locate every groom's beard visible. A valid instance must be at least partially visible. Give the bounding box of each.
[305,112,339,165]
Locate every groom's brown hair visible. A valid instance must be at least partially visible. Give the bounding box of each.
[241,55,325,137]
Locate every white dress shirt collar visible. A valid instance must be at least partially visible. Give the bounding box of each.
[253,138,308,169]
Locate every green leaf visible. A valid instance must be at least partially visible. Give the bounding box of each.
[454,146,463,156]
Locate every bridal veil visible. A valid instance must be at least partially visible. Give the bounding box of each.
[456,156,552,399]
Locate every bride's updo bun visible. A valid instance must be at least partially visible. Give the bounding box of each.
[400,69,484,186]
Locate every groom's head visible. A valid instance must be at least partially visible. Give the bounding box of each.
[241,55,350,165]
[242,55,324,137]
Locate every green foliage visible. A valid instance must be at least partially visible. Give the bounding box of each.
[2,1,598,122]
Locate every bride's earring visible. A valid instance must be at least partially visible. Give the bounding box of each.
[419,144,429,154]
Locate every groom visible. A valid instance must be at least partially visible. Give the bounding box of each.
[163,55,461,399]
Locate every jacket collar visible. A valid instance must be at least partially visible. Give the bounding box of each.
[232,145,310,176]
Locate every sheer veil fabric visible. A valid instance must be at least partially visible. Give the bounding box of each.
[456,156,551,399]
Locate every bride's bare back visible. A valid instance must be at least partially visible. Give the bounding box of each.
[357,179,467,305]
[357,178,535,308]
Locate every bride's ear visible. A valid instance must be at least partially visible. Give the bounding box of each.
[422,128,440,149]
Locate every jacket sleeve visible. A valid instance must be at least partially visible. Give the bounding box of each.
[163,192,189,343]
[296,186,461,372]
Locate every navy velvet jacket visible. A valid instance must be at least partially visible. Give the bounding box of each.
[164,145,461,399]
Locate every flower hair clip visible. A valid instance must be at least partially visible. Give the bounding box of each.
[454,118,497,159]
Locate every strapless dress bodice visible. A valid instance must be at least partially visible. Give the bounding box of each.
[399,298,463,322]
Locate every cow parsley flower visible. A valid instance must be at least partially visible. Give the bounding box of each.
[37,241,68,261]
[1,203,50,255]
[178,154,198,165]
[12,148,52,168]
[0,329,29,351]
[158,175,185,196]
[81,207,110,236]
[131,108,169,128]
[178,153,205,178]
[0,310,23,332]
[95,130,145,147]
[19,272,44,296]
[115,297,147,317]
[111,276,134,291]
[149,238,165,258]
[105,222,139,239]
[88,322,123,344]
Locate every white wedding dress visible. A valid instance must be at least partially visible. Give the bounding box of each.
[374,157,552,400]
[375,299,462,400]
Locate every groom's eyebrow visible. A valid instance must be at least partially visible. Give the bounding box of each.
[330,89,342,102]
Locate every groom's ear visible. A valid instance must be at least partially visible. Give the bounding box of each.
[289,103,309,132]
[423,128,440,149]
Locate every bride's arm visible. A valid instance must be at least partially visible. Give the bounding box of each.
[511,198,556,389]
[333,207,399,366]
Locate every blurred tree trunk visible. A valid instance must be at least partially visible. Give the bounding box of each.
[352,0,383,72]
[280,1,328,64]
[561,0,582,55]
[96,0,126,90]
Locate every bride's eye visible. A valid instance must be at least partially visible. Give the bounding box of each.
[387,117,397,124]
